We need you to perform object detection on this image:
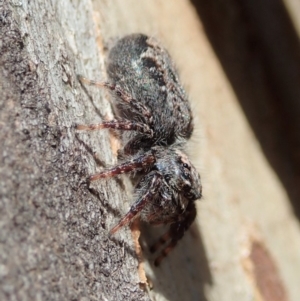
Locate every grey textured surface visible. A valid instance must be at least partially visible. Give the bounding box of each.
[0,1,149,300]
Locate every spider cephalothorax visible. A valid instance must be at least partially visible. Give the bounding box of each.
[77,34,202,266]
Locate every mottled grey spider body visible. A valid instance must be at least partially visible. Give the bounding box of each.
[77,34,202,266]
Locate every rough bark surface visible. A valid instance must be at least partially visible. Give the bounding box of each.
[1,0,300,301]
[0,1,149,300]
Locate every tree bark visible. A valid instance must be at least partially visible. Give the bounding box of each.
[1,0,300,301]
[0,1,149,300]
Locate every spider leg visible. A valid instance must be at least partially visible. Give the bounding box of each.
[151,202,197,266]
[76,119,153,136]
[78,75,152,124]
[110,172,162,234]
[89,152,155,181]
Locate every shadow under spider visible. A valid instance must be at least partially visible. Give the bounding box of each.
[140,220,212,301]
[87,184,139,262]
[75,133,107,168]
[77,75,105,120]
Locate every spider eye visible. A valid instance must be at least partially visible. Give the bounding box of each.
[187,192,196,200]
[183,163,189,169]
[182,183,191,192]
[182,162,192,181]
[165,174,171,182]
[182,184,195,200]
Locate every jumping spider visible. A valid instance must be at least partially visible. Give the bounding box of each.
[77,34,202,266]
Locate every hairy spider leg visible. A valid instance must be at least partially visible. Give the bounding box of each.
[76,119,153,136]
[150,202,197,266]
[110,172,162,234]
[89,152,156,181]
[78,75,153,125]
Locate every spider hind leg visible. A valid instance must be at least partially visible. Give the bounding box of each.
[150,202,197,266]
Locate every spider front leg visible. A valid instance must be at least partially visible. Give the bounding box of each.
[150,201,197,266]
[88,152,156,181]
[76,119,153,136]
[78,75,153,125]
[110,172,163,234]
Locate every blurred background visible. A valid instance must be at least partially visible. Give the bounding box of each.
[191,0,300,219]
